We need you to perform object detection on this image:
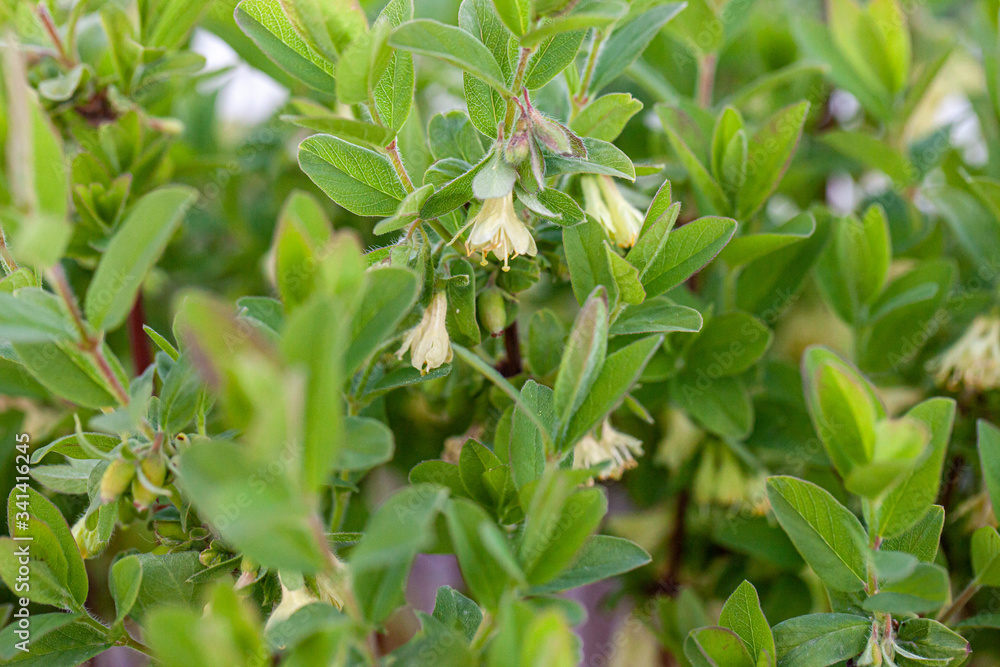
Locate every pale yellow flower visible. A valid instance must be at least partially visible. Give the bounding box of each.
[465,192,537,271]
[573,419,644,481]
[932,315,1000,392]
[397,291,453,375]
[265,579,319,633]
[582,175,643,248]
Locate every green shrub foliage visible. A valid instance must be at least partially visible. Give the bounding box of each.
[0,0,999,664]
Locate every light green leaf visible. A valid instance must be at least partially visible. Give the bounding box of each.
[298,134,407,217]
[85,186,197,331]
[766,476,869,592]
[235,0,338,91]
[390,19,510,93]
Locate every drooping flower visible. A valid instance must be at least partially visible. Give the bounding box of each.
[573,419,644,481]
[931,315,1000,392]
[265,579,319,633]
[465,192,537,271]
[397,291,453,375]
[581,175,644,248]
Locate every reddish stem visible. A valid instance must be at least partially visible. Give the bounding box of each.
[128,294,153,373]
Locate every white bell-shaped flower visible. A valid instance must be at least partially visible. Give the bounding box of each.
[465,192,537,271]
[932,315,1000,392]
[573,419,644,481]
[582,175,644,248]
[397,291,453,375]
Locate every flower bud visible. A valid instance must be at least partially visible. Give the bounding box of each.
[529,108,586,158]
[478,289,507,337]
[100,459,134,504]
[132,455,167,511]
[505,118,532,165]
[235,555,260,589]
[71,514,107,559]
[199,546,221,567]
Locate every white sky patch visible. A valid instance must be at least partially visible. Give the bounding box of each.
[191,29,289,126]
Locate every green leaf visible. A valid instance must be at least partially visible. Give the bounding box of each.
[511,380,552,489]
[875,398,955,537]
[527,309,565,377]
[458,0,515,136]
[588,4,685,93]
[494,0,530,36]
[801,346,884,480]
[13,487,87,607]
[338,417,394,471]
[641,216,737,298]
[445,498,517,610]
[519,481,606,585]
[545,137,636,181]
[772,614,870,667]
[972,525,1000,587]
[30,433,118,463]
[553,288,608,433]
[658,106,730,216]
[610,298,702,336]
[0,612,81,661]
[278,0,367,60]
[821,131,914,184]
[766,476,869,592]
[894,618,970,666]
[735,101,809,219]
[564,219,618,306]
[0,617,110,666]
[670,374,753,440]
[374,184,435,236]
[531,535,650,594]
[160,353,202,436]
[684,626,756,667]
[345,266,419,373]
[432,585,483,641]
[979,420,1000,521]
[351,485,448,622]
[12,340,126,409]
[178,441,327,573]
[235,0,338,91]
[570,93,643,142]
[390,19,510,93]
[299,134,407,217]
[109,554,142,625]
[283,115,395,150]
[604,244,645,305]
[0,289,74,342]
[883,505,944,563]
[126,552,206,620]
[85,186,197,331]
[684,312,772,378]
[524,31,586,89]
[718,212,816,267]
[373,0,416,130]
[560,335,662,450]
[863,562,949,614]
[719,581,775,666]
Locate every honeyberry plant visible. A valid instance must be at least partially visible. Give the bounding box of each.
[1,0,1000,665]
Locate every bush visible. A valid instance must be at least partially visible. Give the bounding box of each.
[0,0,999,665]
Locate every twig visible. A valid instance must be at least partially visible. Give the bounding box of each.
[498,320,522,377]
[936,580,979,625]
[36,5,74,68]
[127,294,153,373]
[48,264,131,407]
[696,53,717,108]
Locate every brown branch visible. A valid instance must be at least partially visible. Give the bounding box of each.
[128,293,153,373]
[498,320,522,377]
